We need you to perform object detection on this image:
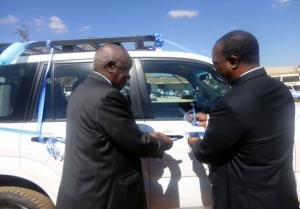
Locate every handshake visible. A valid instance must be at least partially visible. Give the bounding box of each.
[148,112,208,150]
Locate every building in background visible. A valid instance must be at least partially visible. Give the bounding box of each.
[266,65,300,76]
[266,65,300,101]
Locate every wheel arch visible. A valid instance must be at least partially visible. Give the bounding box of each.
[0,174,49,197]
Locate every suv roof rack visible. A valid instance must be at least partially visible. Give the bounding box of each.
[0,35,160,56]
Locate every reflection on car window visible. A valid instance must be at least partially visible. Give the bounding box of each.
[142,60,228,119]
[145,73,194,103]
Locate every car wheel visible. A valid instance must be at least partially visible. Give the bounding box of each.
[0,186,55,209]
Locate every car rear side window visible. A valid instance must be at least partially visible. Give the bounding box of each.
[41,62,94,120]
[0,63,37,121]
[43,62,133,120]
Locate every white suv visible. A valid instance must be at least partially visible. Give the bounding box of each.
[0,35,298,209]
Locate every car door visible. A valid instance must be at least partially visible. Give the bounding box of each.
[0,63,38,173]
[19,61,91,201]
[135,58,228,209]
[21,59,152,203]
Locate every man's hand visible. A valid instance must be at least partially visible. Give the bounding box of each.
[195,112,208,127]
[149,132,173,150]
[185,112,208,127]
[187,136,201,146]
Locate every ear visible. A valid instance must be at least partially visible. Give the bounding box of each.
[105,61,116,73]
[228,55,240,69]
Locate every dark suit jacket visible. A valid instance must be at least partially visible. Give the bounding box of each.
[56,73,165,209]
[192,68,298,209]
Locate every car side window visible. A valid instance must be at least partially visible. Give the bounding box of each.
[293,85,300,91]
[282,75,300,83]
[54,62,94,119]
[41,62,93,120]
[43,62,132,120]
[0,63,37,121]
[142,60,228,119]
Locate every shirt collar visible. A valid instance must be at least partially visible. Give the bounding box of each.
[94,71,112,85]
[230,67,266,86]
[240,66,262,77]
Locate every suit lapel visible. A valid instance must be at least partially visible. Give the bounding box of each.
[87,72,132,105]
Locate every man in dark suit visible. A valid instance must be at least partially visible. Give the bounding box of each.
[188,30,298,209]
[56,44,173,209]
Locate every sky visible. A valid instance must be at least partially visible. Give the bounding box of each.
[0,0,299,66]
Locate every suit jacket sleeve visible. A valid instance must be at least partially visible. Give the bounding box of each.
[192,100,243,165]
[96,90,164,158]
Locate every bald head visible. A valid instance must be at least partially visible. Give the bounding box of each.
[216,30,260,65]
[93,44,132,90]
[94,43,132,72]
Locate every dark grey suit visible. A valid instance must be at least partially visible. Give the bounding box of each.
[192,68,298,209]
[56,73,165,209]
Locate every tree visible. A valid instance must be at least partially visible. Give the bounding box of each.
[13,24,30,41]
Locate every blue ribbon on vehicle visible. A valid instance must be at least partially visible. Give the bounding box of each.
[0,41,36,65]
[0,40,54,140]
[0,127,40,135]
[36,40,54,140]
[164,39,193,53]
[154,33,164,49]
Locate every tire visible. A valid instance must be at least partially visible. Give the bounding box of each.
[0,186,55,209]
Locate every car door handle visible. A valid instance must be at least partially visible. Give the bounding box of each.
[31,136,65,143]
[166,135,184,141]
[31,136,49,143]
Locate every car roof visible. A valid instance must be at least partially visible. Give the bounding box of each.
[1,35,212,65]
[12,50,212,65]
